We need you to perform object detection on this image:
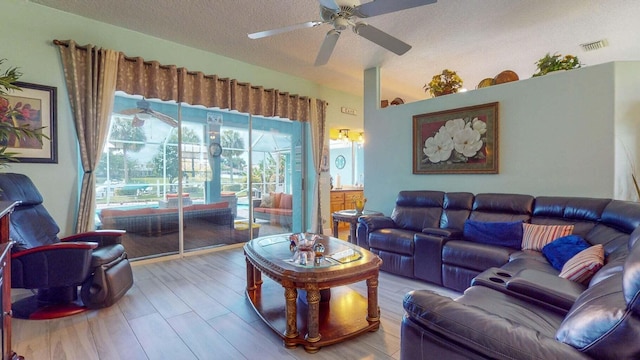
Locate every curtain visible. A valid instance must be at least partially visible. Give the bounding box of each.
[309,99,327,233]
[56,40,119,233]
[117,58,311,121]
[55,39,326,231]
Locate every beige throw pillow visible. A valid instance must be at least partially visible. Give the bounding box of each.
[559,244,604,285]
[521,223,574,251]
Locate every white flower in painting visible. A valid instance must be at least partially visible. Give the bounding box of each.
[424,131,454,163]
[453,128,483,157]
[472,117,487,134]
[441,118,465,138]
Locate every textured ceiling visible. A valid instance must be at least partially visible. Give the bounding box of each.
[30,0,640,103]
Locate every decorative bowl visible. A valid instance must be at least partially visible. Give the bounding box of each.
[289,233,321,264]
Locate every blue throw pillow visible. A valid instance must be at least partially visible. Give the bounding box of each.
[542,235,590,271]
[463,220,523,249]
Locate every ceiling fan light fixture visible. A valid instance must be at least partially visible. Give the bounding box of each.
[333,16,349,31]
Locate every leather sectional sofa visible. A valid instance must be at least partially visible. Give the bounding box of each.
[357,190,640,359]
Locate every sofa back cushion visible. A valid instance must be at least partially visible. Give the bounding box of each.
[391,191,444,231]
[440,192,474,230]
[270,192,283,208]
[280,193,293,209]
[469,193,533,223]
[531,197,608,238]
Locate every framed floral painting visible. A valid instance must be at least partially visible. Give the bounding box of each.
[413,102,498,174]
[2,82,57,163]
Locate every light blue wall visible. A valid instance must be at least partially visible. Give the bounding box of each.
[363,62,640,216]
[1,0,363,235]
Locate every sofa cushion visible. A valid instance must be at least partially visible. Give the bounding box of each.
[542,235,590,271]
[187,202,229,211]
[270,192,283,208]
[100,207,154,219]
[522,223,574,251]
[463,219,523,249]
[369,229,415,255]
[559,244,604,284]
[443,240,516,270]
[280,193,293,209]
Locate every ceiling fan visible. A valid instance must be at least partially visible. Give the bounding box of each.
[117,99,178,128]
[248,0,437,66]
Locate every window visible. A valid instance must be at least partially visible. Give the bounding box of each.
[96,93,305,259]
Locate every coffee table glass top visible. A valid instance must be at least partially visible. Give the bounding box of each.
[255,234,363,268]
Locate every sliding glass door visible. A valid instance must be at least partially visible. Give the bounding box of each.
[96,93,305,260]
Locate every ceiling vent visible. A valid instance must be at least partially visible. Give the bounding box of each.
[580,39,608,52]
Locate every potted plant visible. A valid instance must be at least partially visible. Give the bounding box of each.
[423,69,463,97]
[0,59,46,166]
[532,53,582,77]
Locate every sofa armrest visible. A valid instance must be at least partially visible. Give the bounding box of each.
[402,290,588,360]
[357,215,397,249]
[414,233,446,284]
[421,227,462,239]
[506,269,586,310]
[11,242,98,289]
[358,215,396,232]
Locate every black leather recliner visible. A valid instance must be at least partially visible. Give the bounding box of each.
[0,173,134,319]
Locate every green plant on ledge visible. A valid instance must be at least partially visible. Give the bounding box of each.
[423,69,463,97]
[0,59,46,167]
[532,53,582,77]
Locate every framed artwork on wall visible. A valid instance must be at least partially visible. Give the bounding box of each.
[413,102,498,174]
[3,81,57,163]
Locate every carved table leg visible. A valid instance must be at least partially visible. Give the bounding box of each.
[245,258,256,291]
[304,283,322,353]
[283,282,298,348]
[254,266,262,286]
[366,276,380,325]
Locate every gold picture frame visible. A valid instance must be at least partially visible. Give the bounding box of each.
[413,102,498,174]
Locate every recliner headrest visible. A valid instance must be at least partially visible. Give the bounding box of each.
[0,173,44,206]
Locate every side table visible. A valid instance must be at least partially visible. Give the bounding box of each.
[332,209,383,244]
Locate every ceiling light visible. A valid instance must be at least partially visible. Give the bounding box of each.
[338,129,350,143]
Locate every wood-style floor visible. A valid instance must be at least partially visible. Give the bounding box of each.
[10,242,460,360]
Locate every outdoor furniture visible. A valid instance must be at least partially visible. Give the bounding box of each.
[100,202,233,236]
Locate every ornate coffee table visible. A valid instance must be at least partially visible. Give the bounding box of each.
[243,234,382,353]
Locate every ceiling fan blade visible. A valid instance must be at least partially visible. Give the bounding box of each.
[318,0,340,11]
[150,110,179,128]
[353,22,411,55]
[248,21,323,39]
[354,0,437,18]
[314,29,341,66]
